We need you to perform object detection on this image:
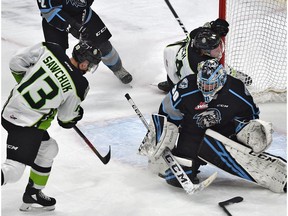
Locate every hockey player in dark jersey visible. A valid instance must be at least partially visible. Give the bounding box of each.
[158,19,252,92]
[140,59,286,193]
[1,41,100,211]
[36,0,132,84]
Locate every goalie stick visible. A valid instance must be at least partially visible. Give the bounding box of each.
[73,126,111,164]
[124,93,217,194]
[218,196,244,216]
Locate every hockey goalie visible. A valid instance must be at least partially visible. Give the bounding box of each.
[140,59,286,193]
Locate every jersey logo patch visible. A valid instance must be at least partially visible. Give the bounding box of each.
[193,108,222,128]
[178,78,188,89]
[9,115,17,120]
[66,0,87,7]
[195,102,208,110]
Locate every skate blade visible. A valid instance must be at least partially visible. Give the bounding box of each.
[19,203,55,212]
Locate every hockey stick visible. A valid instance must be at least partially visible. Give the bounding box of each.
[73,126,111,164]
[218,196,244,216]
[164,0,188,36]
[124,93,217,194]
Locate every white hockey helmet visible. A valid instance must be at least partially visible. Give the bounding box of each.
[197,59,227,103]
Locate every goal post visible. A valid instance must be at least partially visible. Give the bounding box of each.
[219,0,287,103]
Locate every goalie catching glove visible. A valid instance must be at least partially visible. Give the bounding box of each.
[236,119,273,154]
[139,114,178,159]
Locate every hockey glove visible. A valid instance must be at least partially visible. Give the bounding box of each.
[210,18,229,36]
[67,21,90,40]
[228,66,253,86]
[58,106,84,129]
[236,119,273,153]
[139,114,178,159]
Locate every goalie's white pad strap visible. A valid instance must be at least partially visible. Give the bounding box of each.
[200,129,286,193]
[155,121,178,158]
[174,156,193,167]
[236,119,273,153]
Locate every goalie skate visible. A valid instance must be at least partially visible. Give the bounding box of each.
[19,179,56,211]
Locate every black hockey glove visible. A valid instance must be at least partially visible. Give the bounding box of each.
[67,21,90,40]
[58,106,84,129]
[210,18,229,36]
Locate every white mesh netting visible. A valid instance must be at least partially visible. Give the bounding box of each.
[223,0,287,103]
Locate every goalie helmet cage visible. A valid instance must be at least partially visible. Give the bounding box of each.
[219,0,287,103]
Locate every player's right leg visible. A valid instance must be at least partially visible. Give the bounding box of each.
[85,11,132,84]
[20,131,59,211]
[1,118,57,211]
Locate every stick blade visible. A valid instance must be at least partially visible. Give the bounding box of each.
[219,196,244,207]
[101,145,111,165]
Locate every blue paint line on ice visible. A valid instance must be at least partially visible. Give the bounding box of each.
[78,116,287,166]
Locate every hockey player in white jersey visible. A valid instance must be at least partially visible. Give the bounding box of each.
[158,19,252,92]
[1,41,100,211]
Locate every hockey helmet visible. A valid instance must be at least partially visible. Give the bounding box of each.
[197,59,227,103]
[72,41,102,73]
[193,28,221,51]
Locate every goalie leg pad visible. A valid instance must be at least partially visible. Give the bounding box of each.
[198,129,286,193]
[139,114,178,159]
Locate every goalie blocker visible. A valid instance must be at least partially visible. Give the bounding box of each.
[198,129,286,193]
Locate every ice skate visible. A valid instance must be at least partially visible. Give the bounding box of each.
[113,66,132,84]
[19,179,56,211]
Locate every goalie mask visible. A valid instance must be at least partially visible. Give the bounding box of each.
[72,42,102,73]
[197,59,227,103]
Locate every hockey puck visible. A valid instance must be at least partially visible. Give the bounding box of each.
[218,196,243,216]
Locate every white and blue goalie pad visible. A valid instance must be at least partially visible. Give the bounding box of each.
[139,114,178,159]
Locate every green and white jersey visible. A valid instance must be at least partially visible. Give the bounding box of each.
[2,42,89,130]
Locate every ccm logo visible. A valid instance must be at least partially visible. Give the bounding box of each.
[7,145,18,150]
[164,154,189,183]
[96,27,107,36]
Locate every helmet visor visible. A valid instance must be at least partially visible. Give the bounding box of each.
[202,39,224,60]
[87,63,99,73]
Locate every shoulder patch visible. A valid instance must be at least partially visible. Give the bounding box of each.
[179,78,188,89]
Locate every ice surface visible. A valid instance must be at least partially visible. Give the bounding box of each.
[1,0,287,215]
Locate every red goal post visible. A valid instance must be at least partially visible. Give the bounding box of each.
[218,0,287,103]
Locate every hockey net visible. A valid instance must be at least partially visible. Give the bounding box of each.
[219,0,287,103]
